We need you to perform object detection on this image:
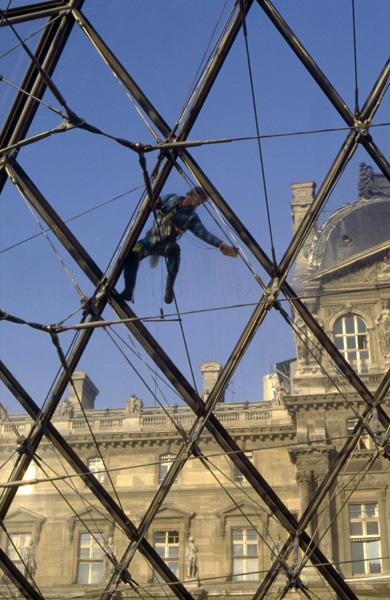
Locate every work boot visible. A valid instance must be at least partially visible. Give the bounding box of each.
[119,257,139,301]
[164,272,177,304]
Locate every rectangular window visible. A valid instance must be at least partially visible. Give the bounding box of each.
[88,457,105,484]
[6,533,31,570]
[77,532,104,584]
[232,528,258,581]
[153,530,179,582]
[234,451,253,483]
[349,503,382,575]
[159,455,178,485]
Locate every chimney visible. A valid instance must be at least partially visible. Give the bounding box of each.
[290,181,316,236]
[68,371,99,410]
[290,181,317,276]
[200,361,225,402]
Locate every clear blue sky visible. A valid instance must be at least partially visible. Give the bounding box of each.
[0,1,389,413]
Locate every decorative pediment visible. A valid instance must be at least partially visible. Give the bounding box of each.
[216,501,263,536]
[65,505,113,541]
[138,503,194,537]
[4,507,46,542]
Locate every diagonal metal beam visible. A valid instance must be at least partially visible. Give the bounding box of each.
[0,1,66,27]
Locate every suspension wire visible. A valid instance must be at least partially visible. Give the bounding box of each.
[4,14,74,118]
[0,185,143,257]
[101,325,190,440]
[0,0,13,29]
[180,0,230,111]
[0,74,66,120]
[172,2,236,130]
[238,0,276,267]
[0,12,62,61]
[102,325,184,403]
[19,193,85,298]
[49,332,124,512]
[351,0,359,115]
[77,19,160,143]
[0,576,18,600]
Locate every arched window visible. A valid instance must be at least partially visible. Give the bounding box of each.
[333,314,370,373]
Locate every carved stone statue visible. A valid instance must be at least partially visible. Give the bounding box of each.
[102,536,117,581]
[272,380,287,406]
[0,404,8,422]
[126,394,144,414]
[378,252,390,276]
[185,536,200,583]
[269,533,281,561]
[376,304,390,358]
[57,397,74,418]
[23,539,37,582]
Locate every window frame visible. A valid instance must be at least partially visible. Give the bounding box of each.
[76,531,105,585]
[158,454,178,485]
[88,456,105,485]
[233,451,254,483]
[348,502,382,576]
[333,313,370,373]
[231,527,259,582]
[153,529,180,583]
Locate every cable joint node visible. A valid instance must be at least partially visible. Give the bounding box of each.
[354,118,370,136]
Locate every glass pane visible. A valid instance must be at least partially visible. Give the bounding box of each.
[233,544,243,556]
[232,558,244,580]
[347,337,357,350]
[366,521,379,536]
[349,505,362,518]
[159,465,168,481]
[232,530,243,541]
[79,533,89,544]
[351,541,365,575]
[350,522,363,536]
[169,546,179,558]
[334,337,344,349]
[368,541,381,573]
[357,318,367,333]
[366,504,377,518]
[91,562,102,583]
[168,531,179,543]
[247,530,257,540]
[77,563,89,584]
[92,545,104,560]
[247,558,258,579]
[247,543,257,556]
[334,319,343,335]
[345,315,354,333]
[79,547,90,559]
[154,531,166,544]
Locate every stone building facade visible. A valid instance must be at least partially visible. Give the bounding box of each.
[1,164,390,599]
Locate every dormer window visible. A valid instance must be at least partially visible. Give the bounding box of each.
[333,314,370,373]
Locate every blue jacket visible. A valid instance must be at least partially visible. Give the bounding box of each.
[147,194,222,247]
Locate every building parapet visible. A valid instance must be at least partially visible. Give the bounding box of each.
[0,401,292,439]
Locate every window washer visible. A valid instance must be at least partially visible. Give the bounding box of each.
[119,186,235,304]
